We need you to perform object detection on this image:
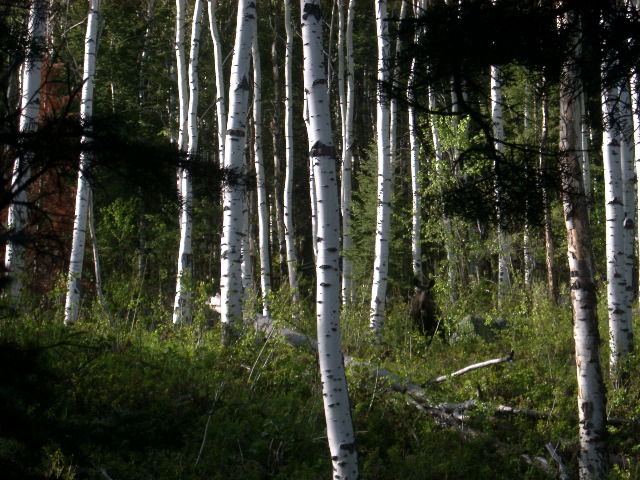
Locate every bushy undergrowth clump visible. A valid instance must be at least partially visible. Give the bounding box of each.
[0,282,638,479]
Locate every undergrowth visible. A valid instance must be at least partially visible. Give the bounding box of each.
[0,282,638,479]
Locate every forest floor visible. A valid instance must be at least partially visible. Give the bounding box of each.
[1,283,639,479]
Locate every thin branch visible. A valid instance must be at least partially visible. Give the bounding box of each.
[429,350,514,383]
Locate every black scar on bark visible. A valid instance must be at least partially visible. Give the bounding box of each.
[302,3,322,21]
[310,141,336,158]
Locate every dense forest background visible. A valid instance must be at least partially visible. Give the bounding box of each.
[1,0,640,479]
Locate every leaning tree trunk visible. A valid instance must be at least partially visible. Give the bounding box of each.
[173,0,203,324]
[369,0,392,337]
[5,0,46,302]
[251,21,271,317]
[602,83,631,375]
[220,0,256,334]
[283,0,299,299]
[300,1,358,477]
[64,0,101,325]
[560,10,608,478]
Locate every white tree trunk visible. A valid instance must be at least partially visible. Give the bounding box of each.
[369,0,392,336]
[5,0,46,301]
[220,0,256,332]
[251,23,271,317]
[619,80,635,356]
[408,0,424,283]
[300,2,358,477]
[173,0,203,324]
[175,0,188,196]
[560,15,608,476]
[389,0,408,167]
[491,64,511,295]
[633,69,640,299]
[603,84,631,374]
[340,0,356,303]
[284,0,299,298]
[64,0,101,325]
[206,0,226,166]
[304,91,319,261]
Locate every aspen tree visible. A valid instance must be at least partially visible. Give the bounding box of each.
[206,0,227,166]
[173,0,203,324]
[369,0,392,336]
[251,21,271,317]
[64,0,101,325]
[301,1,358,476]
[284,0,299,298]
[603,83,631,374]
[491,62,511,295]
[339,0,356,303]
[220,0,256,333]
[560,9,608,478]
[175,0,188,196]
[5,0,46,301]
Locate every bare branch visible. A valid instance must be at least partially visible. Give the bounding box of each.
[429,350,514,383]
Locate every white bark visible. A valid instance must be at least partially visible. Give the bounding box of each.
[64,0,101,324]
[251,24,271,317]
[173,0,203,324]
[175,0,188,196]
[206,0,226,166]
[602,84,631,373]
[369,0,392,336]
[560,15,608,475]
[300,2,358,477]
[408,1,423,283]
[340,0,356,303]
[284,0,299,297]
[619,80,635,356]
[220,0,256,330]
[633,69,640,299]
[305,90,318,261]
[389,0,408,167]
[5,0,46,301]
[491,64,511,294]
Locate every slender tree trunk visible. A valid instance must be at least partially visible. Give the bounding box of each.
[430,87,456,298]
[173,0,203,324]
[523,82,535,288]
[304,89,319,261]
[283,0,298,298]
[137,0,153,279]
[220,0,256,334]
[206,0,226,166]
[64,0,100,324]
[603,83,631,374]
[633,67,640,299]
[560,13,608,474]
[340,0,356,303]
[87,190,104,306]
[5,0,46,301]
[540,84,556,303]
[369,0,392,337]
[408,49,422,283]
[252,23,271,317]
[619,79,635,345]
[301,2,358,477]
[389,0,408,167]
[491,64,511,297]
[175,0,188,196]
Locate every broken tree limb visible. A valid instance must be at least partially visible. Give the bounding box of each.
[545,442,570,480]
[429,350,515,384]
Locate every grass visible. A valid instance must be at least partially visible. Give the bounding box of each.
[0,282,638,479]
